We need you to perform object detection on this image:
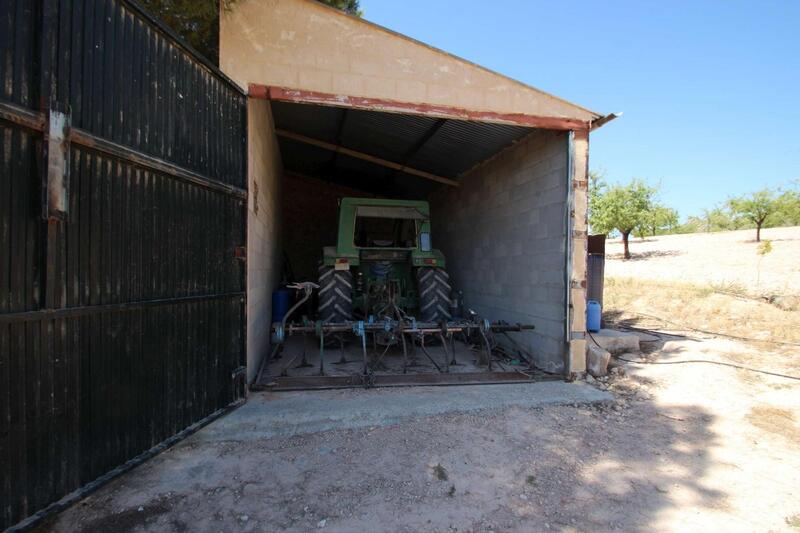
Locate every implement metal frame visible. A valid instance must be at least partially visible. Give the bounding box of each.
[256,316,538,390]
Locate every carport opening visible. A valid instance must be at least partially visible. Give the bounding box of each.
[256,97,571,389]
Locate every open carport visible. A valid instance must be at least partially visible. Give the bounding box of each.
[220,0,614,388]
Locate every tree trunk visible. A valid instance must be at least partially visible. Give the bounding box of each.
[756,223,761,242]
[622,231,631,259]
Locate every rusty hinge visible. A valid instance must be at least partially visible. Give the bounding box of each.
[234,246,247,261]
[43,108,70,221]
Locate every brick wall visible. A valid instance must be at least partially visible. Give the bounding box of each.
[282,173,373,282]
[430,130,569,372]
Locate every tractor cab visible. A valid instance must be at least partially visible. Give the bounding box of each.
[319,198,450,322]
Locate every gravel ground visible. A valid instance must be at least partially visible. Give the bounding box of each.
[605,226,800,294]
[38,331,800,532]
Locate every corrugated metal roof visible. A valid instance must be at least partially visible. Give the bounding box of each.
[271,100,535,198]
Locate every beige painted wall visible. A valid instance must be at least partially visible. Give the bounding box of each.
[246,98,283,383]
[220,0,597,122]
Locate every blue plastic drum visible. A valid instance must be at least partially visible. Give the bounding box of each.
[272,288,292,322]
[586,300,602,333]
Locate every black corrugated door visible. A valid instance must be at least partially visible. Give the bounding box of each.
[0,1,248,528]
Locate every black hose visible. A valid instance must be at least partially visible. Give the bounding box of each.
[610,310,800,347]
[616,356,800,381]
[586,331,800,381]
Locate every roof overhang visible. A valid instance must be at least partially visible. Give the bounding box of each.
[251,85,616,199]
[251,85,592,131]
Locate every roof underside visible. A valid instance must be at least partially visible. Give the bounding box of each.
[271,100,536,198]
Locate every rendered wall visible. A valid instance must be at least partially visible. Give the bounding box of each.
[567,130,589,374]
[247,99,283,383]
[220,0,595,122]
[430,131,570,373]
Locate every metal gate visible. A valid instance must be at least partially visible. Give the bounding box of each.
[0,0,248,528]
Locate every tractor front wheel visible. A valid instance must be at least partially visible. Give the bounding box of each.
[318,265,353,322]
[416,267,452,322]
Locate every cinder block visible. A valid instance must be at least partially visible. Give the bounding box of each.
[431,129,571,369]
[298,68,333,92]
[569,339,587,373]
[395,79,426,101]
[571,290,586,332]
[332,72,365,95]
[364,76,396,98]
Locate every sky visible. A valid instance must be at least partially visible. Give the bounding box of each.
[363,0,800,220]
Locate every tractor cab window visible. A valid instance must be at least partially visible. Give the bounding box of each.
[354,216,417,248]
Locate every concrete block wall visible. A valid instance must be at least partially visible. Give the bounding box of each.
[282,174,373,281]
[430,130,569,373]
[246,99,283,383]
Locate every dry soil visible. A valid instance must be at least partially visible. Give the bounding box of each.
[36,228,800,532]
[604,226,800,295]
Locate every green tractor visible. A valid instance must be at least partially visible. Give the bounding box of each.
[317,197,454,323]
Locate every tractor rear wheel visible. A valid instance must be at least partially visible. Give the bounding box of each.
[416,267,452,322]
[318,265,353,322]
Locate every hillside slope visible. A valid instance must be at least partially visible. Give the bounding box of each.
[604,226,800,294]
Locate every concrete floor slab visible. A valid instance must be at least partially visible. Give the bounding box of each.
[196,381,612,443]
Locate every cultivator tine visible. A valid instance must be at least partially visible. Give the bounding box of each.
[478,326,493,371]
[297,332,313,368]
[352,321,369,375]
[333,336,348,364]
[418,334,443,373]
[374,342,392,370]
[318,323,325,376]
[361,331,368,375]
[400,330,409,374]
[500,331,534,368]
[271,316,535,377]
[449,334,460,366]
[437,332,450,373]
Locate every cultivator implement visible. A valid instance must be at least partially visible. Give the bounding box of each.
[256,283,538,388]
[254,195,548,390]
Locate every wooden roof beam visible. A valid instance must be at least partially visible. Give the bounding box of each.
[275,128,460,187]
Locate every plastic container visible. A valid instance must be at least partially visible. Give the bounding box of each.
[272,288,292,322]
[586,300,602,333]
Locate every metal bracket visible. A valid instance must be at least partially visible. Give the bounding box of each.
[44,108,70,220]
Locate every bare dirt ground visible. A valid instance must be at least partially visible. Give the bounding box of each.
[37,228,800,532]
[605,226,800,295]
[40,342,800,532]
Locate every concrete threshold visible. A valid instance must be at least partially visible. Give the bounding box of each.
[196,381,613,443]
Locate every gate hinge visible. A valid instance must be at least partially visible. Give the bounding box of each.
[234,246,247,261]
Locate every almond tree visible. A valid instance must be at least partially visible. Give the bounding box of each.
[727,189,777,242]
[590,179,655,259]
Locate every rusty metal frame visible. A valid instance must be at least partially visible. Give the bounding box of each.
[252,85,592,131]
[260,371,559,392]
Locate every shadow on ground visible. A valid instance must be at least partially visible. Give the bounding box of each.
[607,249,683,261]
[38,386,723,533]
